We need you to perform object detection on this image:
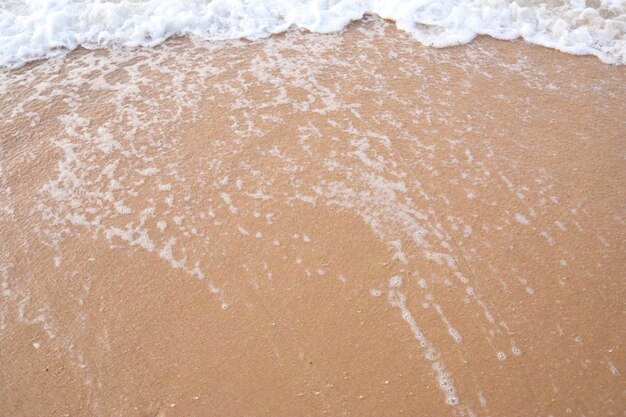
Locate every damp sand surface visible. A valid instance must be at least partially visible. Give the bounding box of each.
[1,17,625,417]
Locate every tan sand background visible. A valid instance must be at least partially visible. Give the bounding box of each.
[1,17,625,417]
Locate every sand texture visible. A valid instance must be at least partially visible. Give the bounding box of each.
[1,17,625,417]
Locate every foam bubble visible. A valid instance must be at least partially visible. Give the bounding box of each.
[389,275,403,288]
[448,327,462,343]
[370,288,383,297]
[515,213,531,225]
[433,362,459,406]
[478,390,487,407]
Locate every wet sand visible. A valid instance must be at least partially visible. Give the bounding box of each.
[1,17,625,417]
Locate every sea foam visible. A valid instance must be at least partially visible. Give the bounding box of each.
[1,0,625,69]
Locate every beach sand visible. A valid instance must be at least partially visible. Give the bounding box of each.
[1,17,625,417]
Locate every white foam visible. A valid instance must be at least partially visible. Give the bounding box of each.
[388,288,460,407]
[389,275,403,288]
[1,0,625,70]
[515,213,531,225]
[370,288,383,297]
[511,344,523,357]
[478,390,487,407]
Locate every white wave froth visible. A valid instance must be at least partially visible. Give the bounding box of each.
[1,0,625,68]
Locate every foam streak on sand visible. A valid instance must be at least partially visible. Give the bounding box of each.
[1,0,625,69]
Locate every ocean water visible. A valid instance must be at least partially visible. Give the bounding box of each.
[0,0,625,69]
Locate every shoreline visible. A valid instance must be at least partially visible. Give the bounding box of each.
[1,17,625,417]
